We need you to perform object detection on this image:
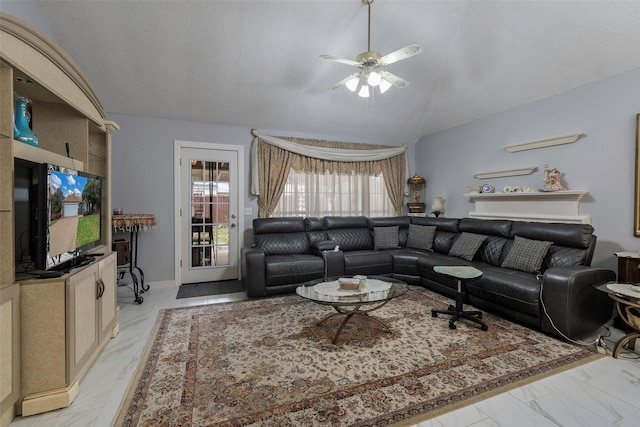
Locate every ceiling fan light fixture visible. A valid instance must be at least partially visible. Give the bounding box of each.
[345,75,359,92]
[379,79,392,94]
[367,71,382,87]
[321,0,422,97]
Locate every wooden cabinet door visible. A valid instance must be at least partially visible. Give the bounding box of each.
[67,264,99,382]
[98,253,117,341]
[618,256,640,283]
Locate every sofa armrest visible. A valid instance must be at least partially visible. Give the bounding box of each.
[310,240,345,277]
[540,266,615,339]
[310,240,339,253]
[241,247,267,297]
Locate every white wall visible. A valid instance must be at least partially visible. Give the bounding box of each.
[416,67,640,272]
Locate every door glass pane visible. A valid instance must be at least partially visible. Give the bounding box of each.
[190,160,230,268]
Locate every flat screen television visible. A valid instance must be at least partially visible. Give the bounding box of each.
[32,163,103,271]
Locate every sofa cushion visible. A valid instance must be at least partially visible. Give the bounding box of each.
[510,222,594,249]
[449,232,488,261]
[480,235,508,267]
[264,254,324,287]
[304,217,327,246]
[459,218,512,237]
[326,228,373,251]
[433,231,457,254]
[411,216,460,232]
[255,232,309,255]
[374,226,400,249]
[465,264,542,316]
[501,236,553,274]
[406,224,436,251]
[542,245,587,270]
[343,250,393,276]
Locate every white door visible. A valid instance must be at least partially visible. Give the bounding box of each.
[176,143,242,284]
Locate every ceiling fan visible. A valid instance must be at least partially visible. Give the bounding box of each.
[320,0,423,98]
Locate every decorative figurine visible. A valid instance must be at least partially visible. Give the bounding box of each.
[543,164,566,191]
[406,174,426,213]
[13,93,39,146]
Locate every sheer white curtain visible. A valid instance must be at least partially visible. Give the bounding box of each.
[273,168,395,217]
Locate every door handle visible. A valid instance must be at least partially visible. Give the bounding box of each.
[230,223,236,228]
[96,279,104,299]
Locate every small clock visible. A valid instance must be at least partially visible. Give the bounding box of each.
[481,183,495,193]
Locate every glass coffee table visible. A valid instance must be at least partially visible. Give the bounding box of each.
[296,276,408,344]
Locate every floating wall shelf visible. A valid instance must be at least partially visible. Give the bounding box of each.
[474,167,537,179]
[504,133,585,153]
[465,190,591,224]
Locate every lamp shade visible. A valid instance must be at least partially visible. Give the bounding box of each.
[432,197,444,212]
[367,71,382,87]
[345,76,359,92]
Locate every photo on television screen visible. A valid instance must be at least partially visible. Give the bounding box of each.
[45,165,102,269]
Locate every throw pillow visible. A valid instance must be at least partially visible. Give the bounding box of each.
[448,232,488,261]
[374,226,399,250]
[406,224,436,251]
[501,236,553,274]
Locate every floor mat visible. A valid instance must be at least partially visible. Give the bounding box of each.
[176,280,244,299]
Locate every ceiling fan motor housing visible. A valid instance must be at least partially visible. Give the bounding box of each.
[356,51,382,67]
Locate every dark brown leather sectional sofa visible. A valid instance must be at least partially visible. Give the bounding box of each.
[241,216,615,339]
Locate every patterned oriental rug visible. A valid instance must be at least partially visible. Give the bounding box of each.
[116,287,600,426]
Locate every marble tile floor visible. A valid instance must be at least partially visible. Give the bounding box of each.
[8,282,640,427]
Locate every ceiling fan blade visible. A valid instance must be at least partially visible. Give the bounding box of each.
[330,73,360,90]
[320,54,361,67]
[378,70,410,88]
[379,42,424,66]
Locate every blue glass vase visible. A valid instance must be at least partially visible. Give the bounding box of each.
[14,95,38,146]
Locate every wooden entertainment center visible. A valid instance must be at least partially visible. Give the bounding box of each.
[0,14,119,425]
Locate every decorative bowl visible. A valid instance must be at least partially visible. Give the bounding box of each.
[338,277,363,290]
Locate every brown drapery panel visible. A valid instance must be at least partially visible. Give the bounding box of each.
[256,136,406,217]
[256,140,295,218]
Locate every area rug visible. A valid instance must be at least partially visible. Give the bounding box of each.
[176,280,245,299]
[116,286,600,426]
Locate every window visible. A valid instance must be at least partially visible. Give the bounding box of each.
[272,168,394,217]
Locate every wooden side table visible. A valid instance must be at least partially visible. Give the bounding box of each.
[615,252,640,283]
[598,283,640,358]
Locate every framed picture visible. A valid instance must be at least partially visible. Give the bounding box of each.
[635,114,640,236]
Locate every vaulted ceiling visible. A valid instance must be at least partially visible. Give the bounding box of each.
[37,0,640,144]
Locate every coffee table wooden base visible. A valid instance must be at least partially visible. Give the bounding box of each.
[317,300,393,344]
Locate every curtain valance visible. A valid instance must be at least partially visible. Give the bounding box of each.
[250,132,408,196]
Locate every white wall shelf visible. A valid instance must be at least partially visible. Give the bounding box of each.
[474,167,537,179]
[466,190,591,224]
[504,133,585,153]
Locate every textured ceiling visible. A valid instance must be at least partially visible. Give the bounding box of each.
[37,0,640,144]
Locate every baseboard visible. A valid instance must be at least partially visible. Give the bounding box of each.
[21,379,79,416]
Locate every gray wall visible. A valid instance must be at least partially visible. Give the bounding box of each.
[108,114,410,282]
[0,1,55,39]
[416,66,640,272]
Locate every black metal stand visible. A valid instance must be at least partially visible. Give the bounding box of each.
[117,229,149,304]
[432,279,488,330]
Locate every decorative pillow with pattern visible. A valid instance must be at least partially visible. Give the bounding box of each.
[501,236,553,274]
[374,226,399,250]
[406,224,436,251]
[448,232,488,261]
